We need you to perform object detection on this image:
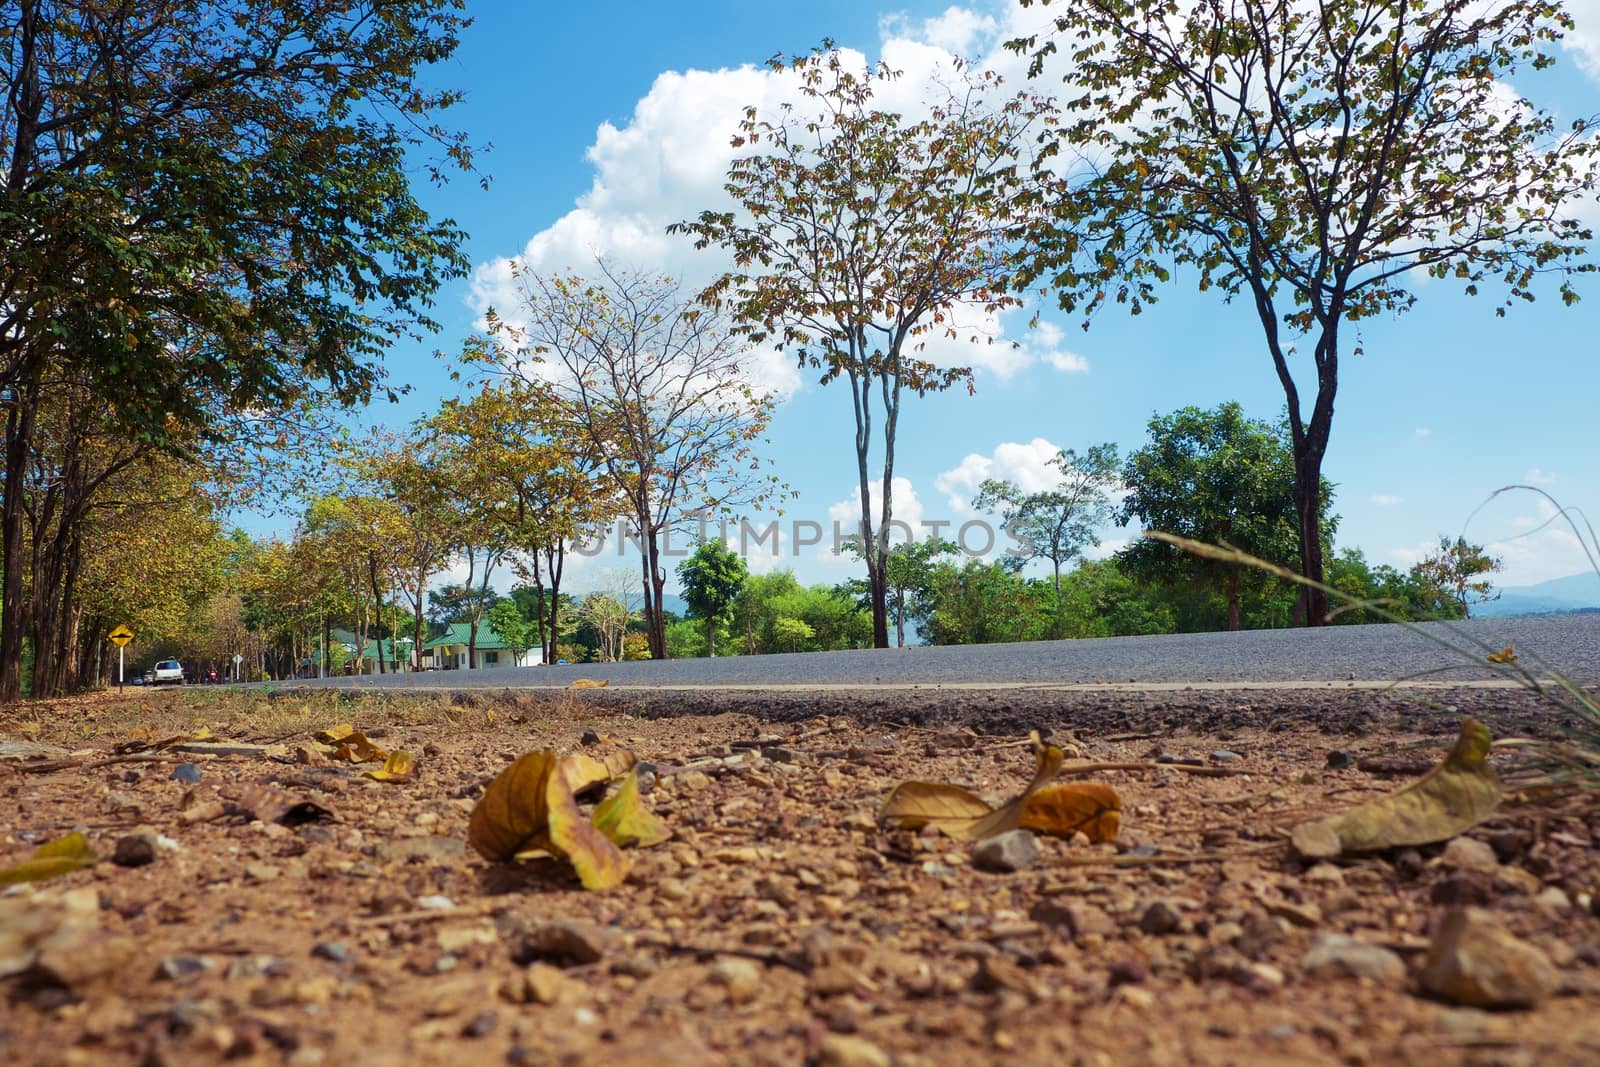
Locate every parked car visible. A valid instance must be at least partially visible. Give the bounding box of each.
[151,659,184,685]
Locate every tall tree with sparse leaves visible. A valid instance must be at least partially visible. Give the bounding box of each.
[672,47,1057,648]
[1010,0,1599,627]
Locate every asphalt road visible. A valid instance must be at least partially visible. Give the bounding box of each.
[277,614,1599,691]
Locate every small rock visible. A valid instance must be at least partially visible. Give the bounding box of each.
[461,1011,498,1038]
[521,963,583,1006]
[972,830,1039,873]
[678,770,712,792]
[514,919,613,966]
[816,1033,892,1067]
[1264,1023,1296,1041]
[112,831,158,868]
[158,956,215,981]
[1301,934,1406,984]
[657,877,691,902]
[1420,907,1559,1008]
[1325,750,1354,770]
[1431,871,1496,908]
[1487,829,1533,863]
[634,760,658,794]
[171,763,203,783]
[1209,750,1243,763]
[1534,886,1572,912]
[1493,865,1542,896]
[1263,899,1322,928]
[807,963,858,997]
[1393,848,1426,880]
[761,745,802,764]
[1441,837,1498,870]
[579,729,602,745]
[1138,900,1183,936]
[311,941,353,964]
[416,895,454,911]
[245,863,282,882]
[709,957,762,1005]
[1107,959,1148,986]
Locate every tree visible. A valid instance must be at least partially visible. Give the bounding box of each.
[974,443,1120,636]
[485,599,534,663]
[677,540,749,657]
[477,263,778,660]
[1412,536,1503,618]
[0,0,475,702]
[1011,0,1598,626]
[1119,404,1332,630]
[672,48,1056,648]
[925,560,1050,645]
[426,383,617,666]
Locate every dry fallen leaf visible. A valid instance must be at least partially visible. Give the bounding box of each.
[467,751,630,891]
[591,771,670,848]
[362,751,415,783]
[564,750,638,796]
[315,723,356,744]
[332,732,387,764]
[1292,718,1501,859]
[880,734,1067,841]
[0,832,98,886]
[223,785,334,827]
[1019,782,1121,842]
[568,678,609,690]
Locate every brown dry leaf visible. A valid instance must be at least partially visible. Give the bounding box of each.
[880,733,1066,841]
[315,723,356,744]
[467,751,628,891]
[591,771,670,848]
[568,678,609,690]
[362,751,415,783]
[1019,782,1121,842]
[0,832,98,886]
[564,750,638,796]
[332,732,387,764]
[1291,718,1501,859]
[223,785,334,827]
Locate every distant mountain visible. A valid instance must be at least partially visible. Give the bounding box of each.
[1475,570,1600,618]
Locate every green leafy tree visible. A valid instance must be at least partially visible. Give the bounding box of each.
[673,48,1056,649]
[676,540,749,657]
[1010,0,1599,627]
[0,0,475,702]
[1054,559,1176,638]
[925,560,1051,645]
[975,443,1120,636]
[1119,404,1333,630]
[1412,536,1503,619]
[485,599,534,663]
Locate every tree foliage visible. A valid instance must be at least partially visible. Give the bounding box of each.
[1010,0,1598,625]
[1118,403,1333,630]
[672,47,1056,648]
[676,540,749,656]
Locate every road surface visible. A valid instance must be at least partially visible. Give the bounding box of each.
[275,614,1599,691]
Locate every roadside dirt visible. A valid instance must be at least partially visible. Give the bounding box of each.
[2,684,1598,1066]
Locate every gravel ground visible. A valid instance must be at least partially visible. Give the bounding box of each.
[2,684,1598,1067]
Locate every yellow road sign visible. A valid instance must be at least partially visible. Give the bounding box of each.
[108,624,134,647]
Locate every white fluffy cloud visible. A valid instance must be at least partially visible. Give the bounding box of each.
[1565,0,1600,79]
[934,437,1064,515]
[468,8,1081,401]
[1369,494,1403,506]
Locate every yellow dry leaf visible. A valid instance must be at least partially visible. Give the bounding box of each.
[568,678,609,690]
[1291,718,1501,859]
[0,832,98,886]
[362,751,415,783]
[591,771,670,848]
[331,732,387,764]
[467,751,628,891]
[191,726,213,741]
[564,750,639,796]
[315,723,356,744]
[1018,782,1121,842]
[126,727,153,743]
[880,734,1066,841]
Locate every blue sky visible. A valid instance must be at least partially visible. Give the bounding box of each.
[285,0,1600,595]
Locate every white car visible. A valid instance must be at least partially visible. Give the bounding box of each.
[151,659,184,685]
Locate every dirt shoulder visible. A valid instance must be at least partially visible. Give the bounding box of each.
[2,685,1597,1067]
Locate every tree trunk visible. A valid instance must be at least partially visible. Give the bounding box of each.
[1226,570,1241,631]
[368,551,387,674]
[0,369,40,704]
[1292,455,1328,626]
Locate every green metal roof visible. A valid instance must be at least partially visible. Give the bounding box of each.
[422,621,513,651]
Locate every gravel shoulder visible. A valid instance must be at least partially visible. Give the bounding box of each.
[2,684,1597,1067]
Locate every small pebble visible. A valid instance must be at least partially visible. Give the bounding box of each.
[171,763,203,783]
[311,942,353,964]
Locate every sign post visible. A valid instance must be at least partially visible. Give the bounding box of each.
[232,653,244,683]
[108,625,134,689]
